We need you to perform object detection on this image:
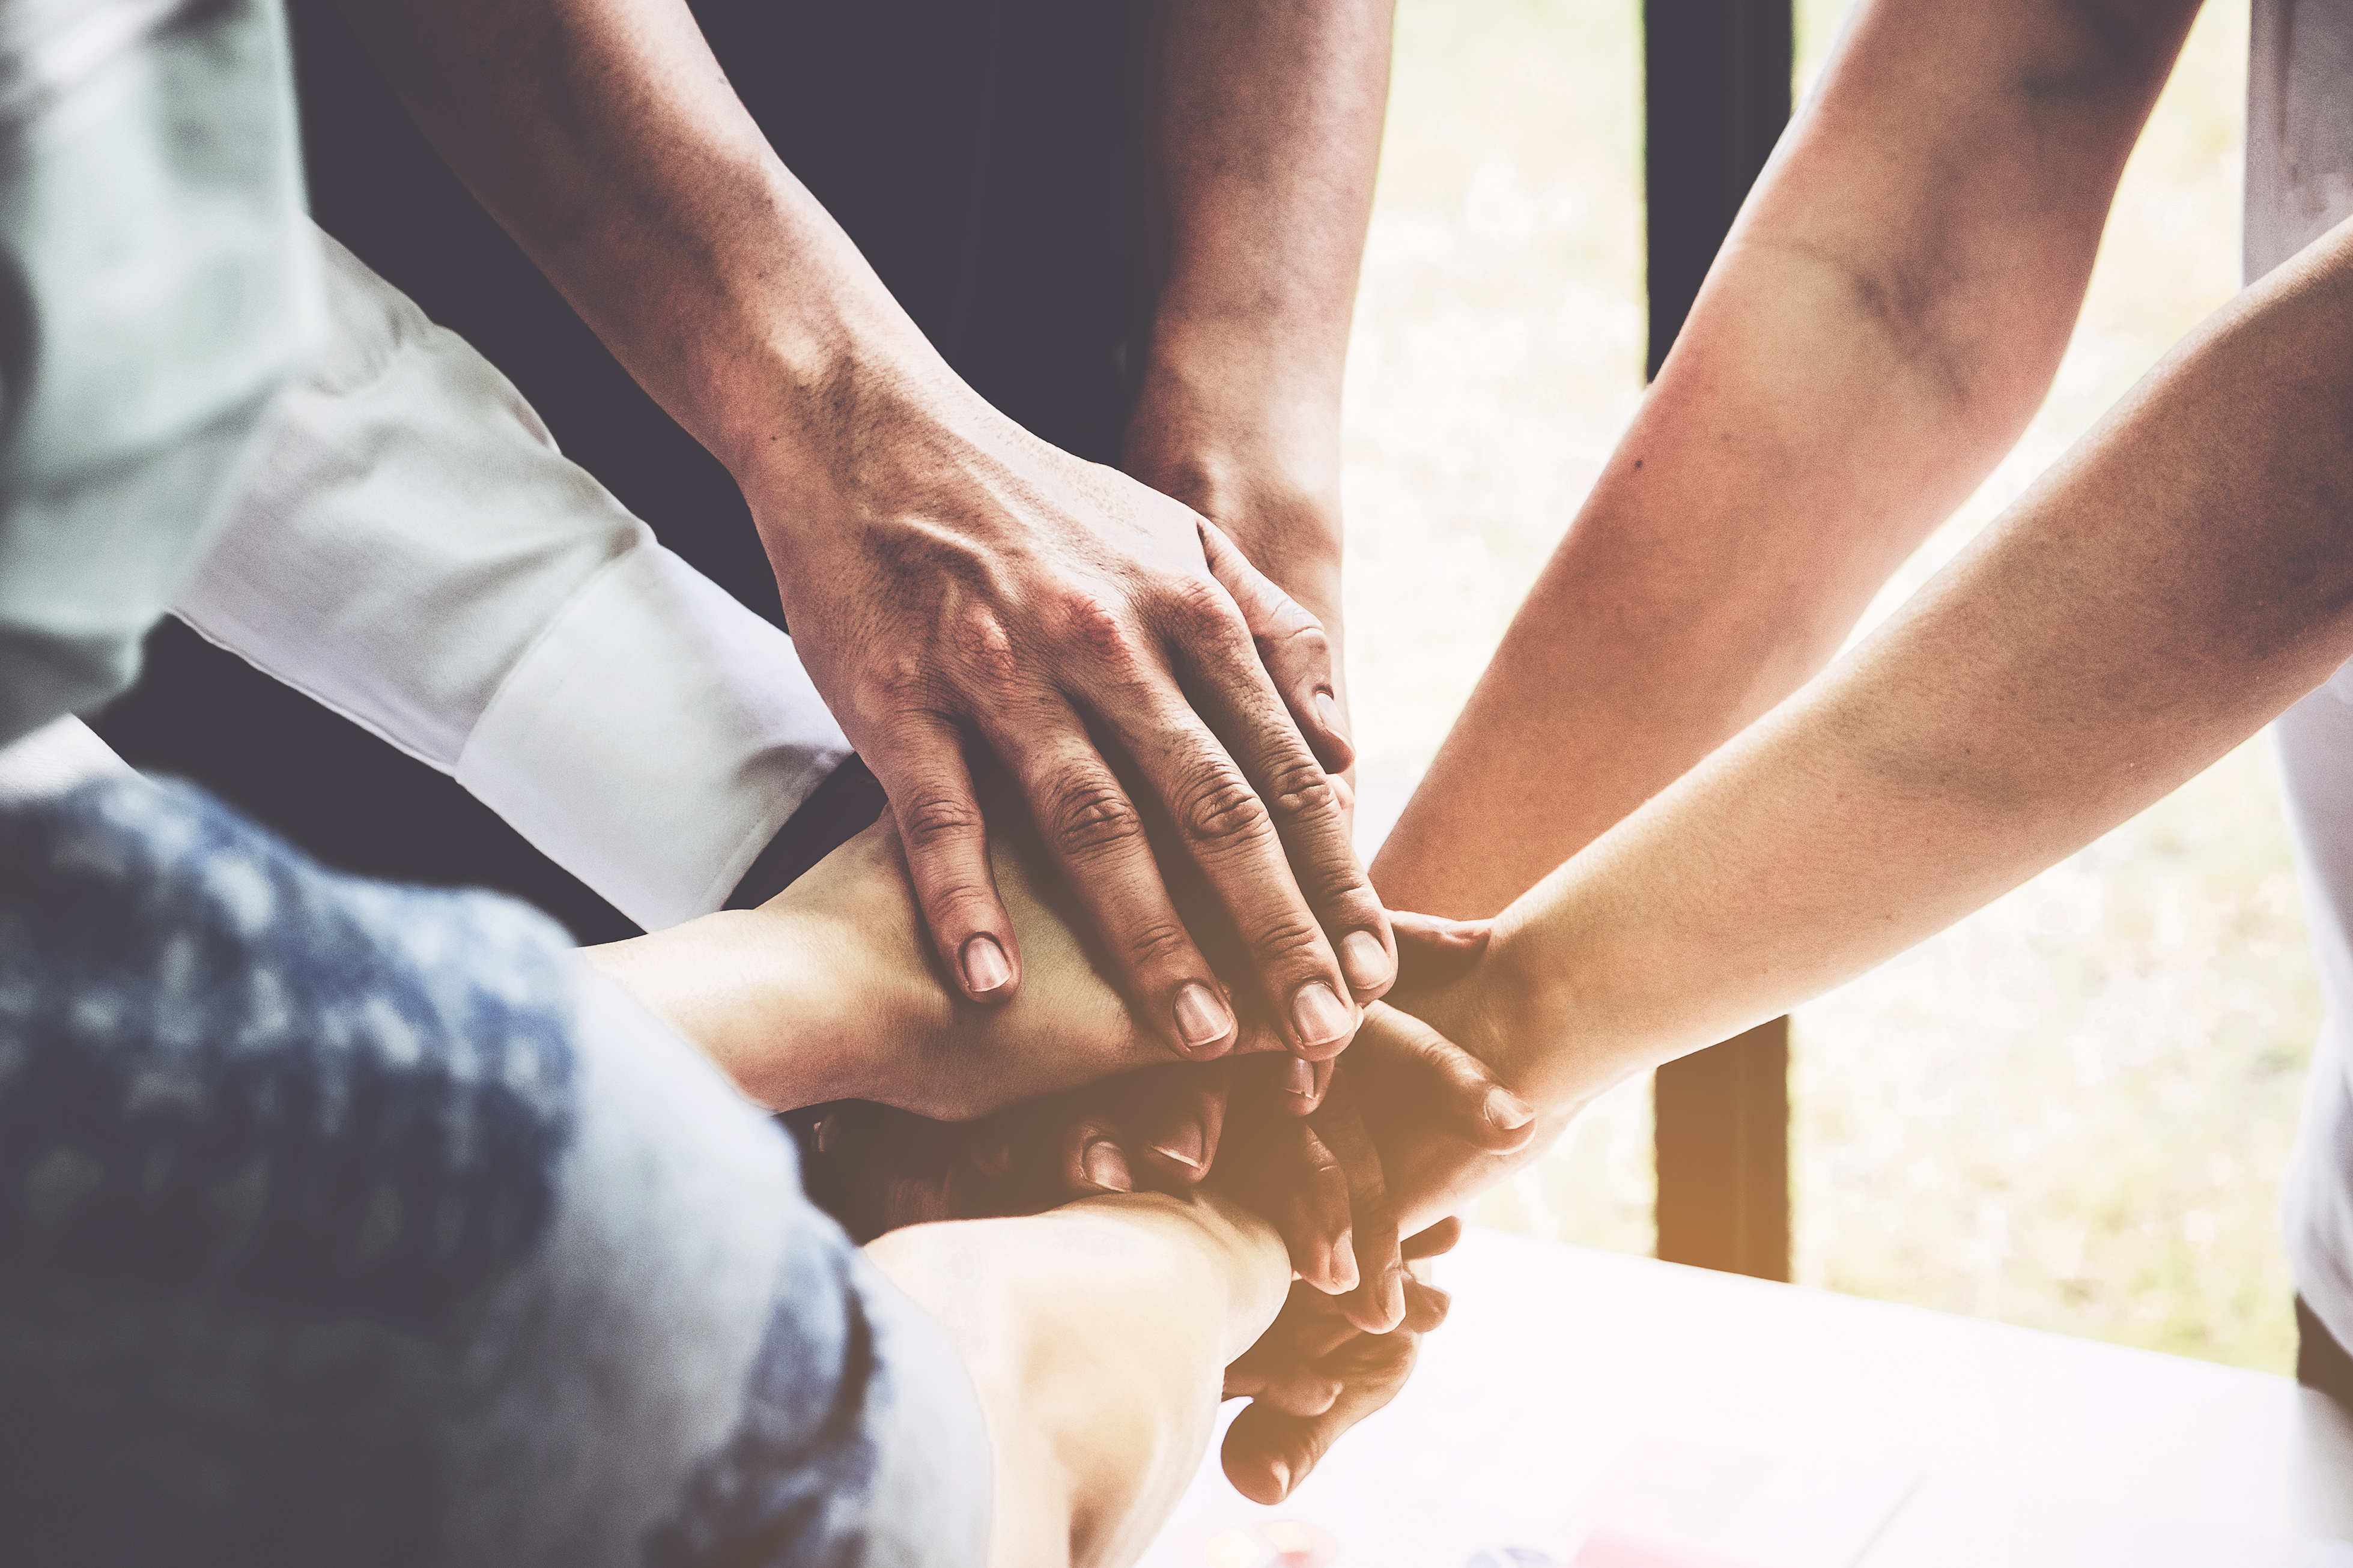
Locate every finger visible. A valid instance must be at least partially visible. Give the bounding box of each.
[1083,667,1364,1060]
[1227,1106,1356,1292]
[1280,1302,1368,1367]
[1057,1112,1135,1197]
[1221,1284,1322,1398]
[1236,1357,1344,1418]
[1400,1277,1452,1334]
[1358,1001,1537,1152]
[1313,1068,1405,1333]
[863,717,1022,1005]
[1197,517,1353,774]
[1155,578,1397,1012]
[983,703,1240,1061]
[803,1102,962,1241]
[1138,1058,1231,1187]
[1221,1330,1418,1504]
[1248,1050,1330,1119]
[1401,1215,1466,1261]
[1388,909,1493,990]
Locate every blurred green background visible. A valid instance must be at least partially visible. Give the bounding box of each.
[1341,0,2312,1372]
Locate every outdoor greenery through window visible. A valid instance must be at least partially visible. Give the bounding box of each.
[1343,0,2306,1372]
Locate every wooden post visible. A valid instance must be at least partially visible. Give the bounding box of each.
[1644,0,1795,1280]
[1655,1018,1791,1279]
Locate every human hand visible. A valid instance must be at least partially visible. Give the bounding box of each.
[1356,912,1581,1238]
[797,1061,1233,1243]
[1210,1003,1532,1331]
[747,393,1391,1061]
[795,995,1532,1322]
[597,799,1331,1119]
[1219,1217,1463,1504]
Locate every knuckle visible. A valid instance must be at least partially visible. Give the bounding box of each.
[1120,918,1195,971]
[1177,769,1276,852]
[1246,912,1327,973]
[1259,755,1341,823]
[1170,571,1247,633]
[899,795,987,855]
[1055,586,1150,673]
[948,604,1021,690]
[861,655,943,717]
[1046,775,1149,860]
[1266,614,1331,665]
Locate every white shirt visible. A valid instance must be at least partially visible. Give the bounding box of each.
[170,229,852,932]
[2250,0,2353,1358]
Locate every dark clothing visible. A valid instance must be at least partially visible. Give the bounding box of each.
[96,0,1144,940]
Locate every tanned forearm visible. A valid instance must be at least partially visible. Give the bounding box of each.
[340,0,1398,1057]
[1372,0,2201,917]
[1122,0,1394,626]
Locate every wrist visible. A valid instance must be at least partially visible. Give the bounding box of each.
[715,309,999,545]
[583,902,905,1112]
[1066,1191,1289,1359]
[1122,356,1345,599]
[1415,913,1621,1123]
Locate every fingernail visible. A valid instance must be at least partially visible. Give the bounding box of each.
[1172,981,1233,1051]
[1081,1139,1132,1193]
[1314,689,1344,736]
[1151,1120,1206,1171]
[1328,1234,1359,1293]
[1267,1458,1293,1498]
[1338,930,1391,993]
[961,935,1012,996]
[1484,1086,1537,1131]
[1282,1056,1316,1097]
[1290,982,1353,1050]
[1385,1259,1408,1323]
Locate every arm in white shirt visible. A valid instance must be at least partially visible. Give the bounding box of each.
[173,227,851,930]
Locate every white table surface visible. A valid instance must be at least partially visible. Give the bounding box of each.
[1141,1228,2353,1568]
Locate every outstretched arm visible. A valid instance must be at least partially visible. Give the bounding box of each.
[336,0,1390,1059]
[867,1190,1289,1568]
[1373,0,2202,917]
[1385,213,2353,1233]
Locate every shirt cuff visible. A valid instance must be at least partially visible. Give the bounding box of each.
[457,542,851,931]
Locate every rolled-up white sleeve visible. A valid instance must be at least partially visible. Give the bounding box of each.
[172,228,851,931]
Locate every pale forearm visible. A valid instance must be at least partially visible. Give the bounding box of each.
[1123,0,1392,615]
[1373,0,2197,916]
[867,1192,1287,1568]
[1470,222,2353,1113]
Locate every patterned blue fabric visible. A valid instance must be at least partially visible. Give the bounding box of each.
[0,776,578,1325]
[0,777,989,1568]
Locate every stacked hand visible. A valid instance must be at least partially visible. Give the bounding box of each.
[754,394,1395,1064]
[793,992,1536,1502]
[595,731,1543,1503]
